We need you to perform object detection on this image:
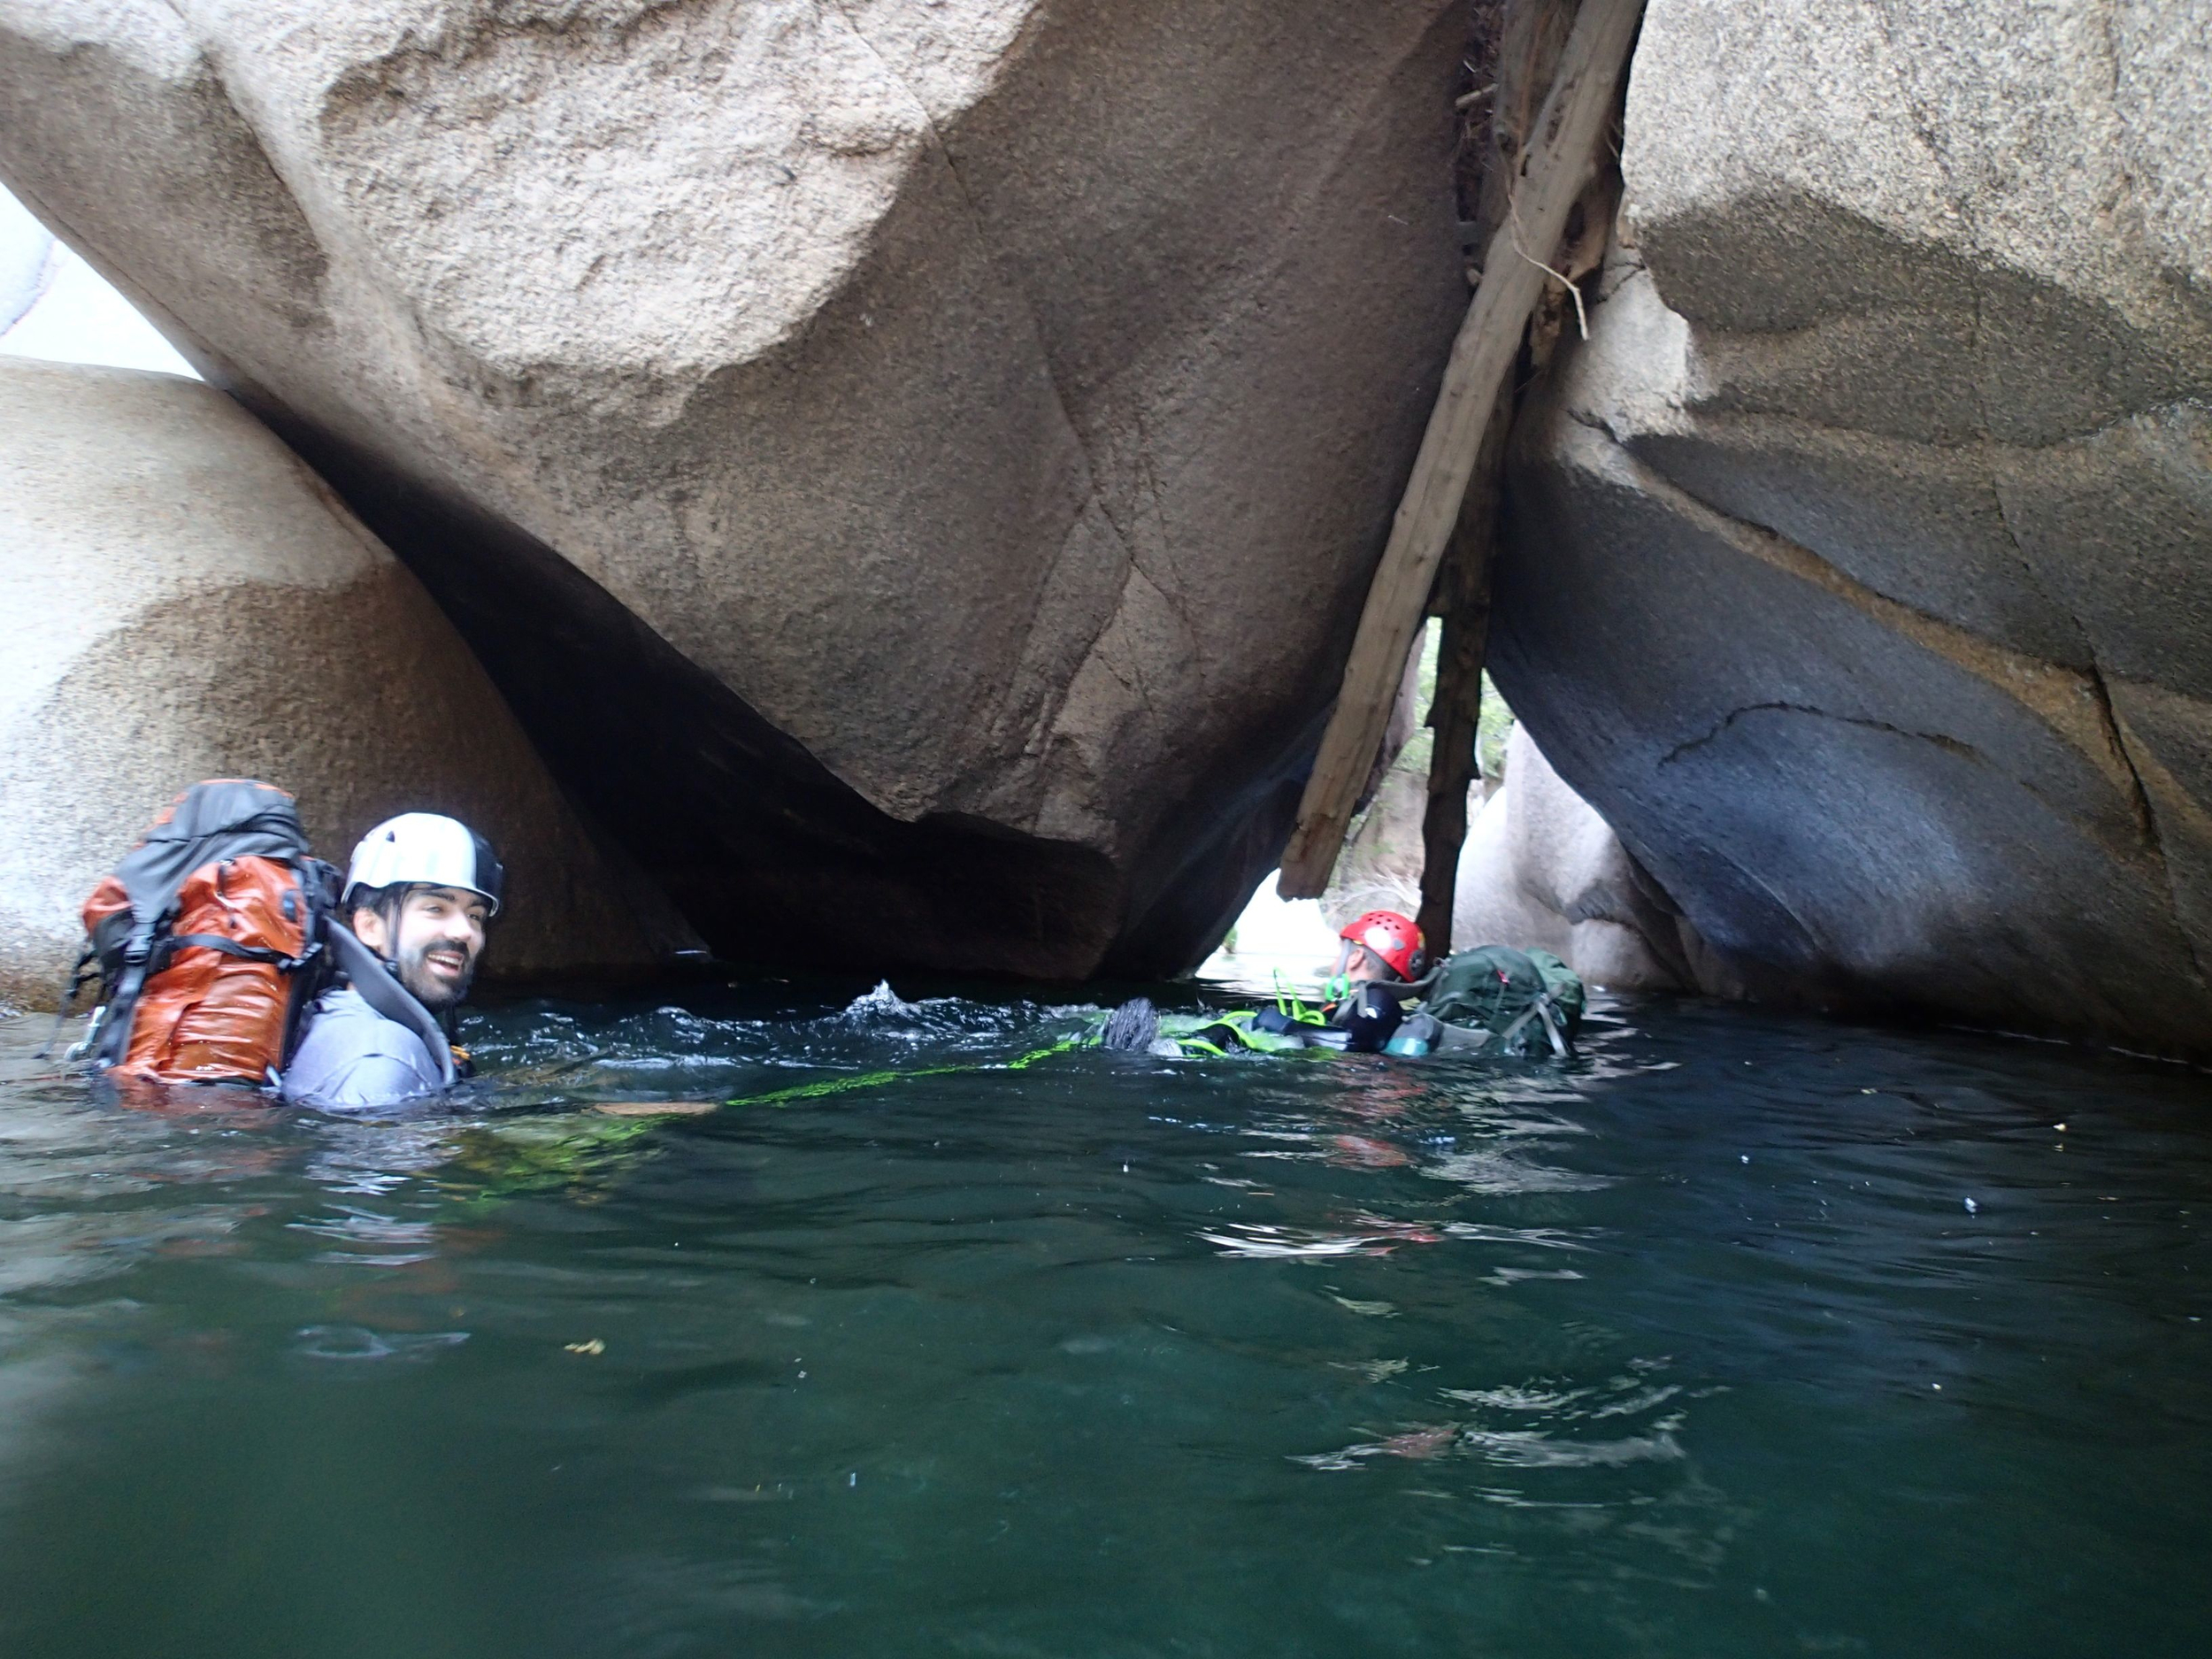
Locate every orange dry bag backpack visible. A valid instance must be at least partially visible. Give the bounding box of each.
[61,780,343,1086]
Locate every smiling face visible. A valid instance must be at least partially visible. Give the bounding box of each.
[351,885,490,1011]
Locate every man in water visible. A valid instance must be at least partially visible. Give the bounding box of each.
[1324,910,1423,996]
[1294,909,1425,1051]
[280,812,503,1111]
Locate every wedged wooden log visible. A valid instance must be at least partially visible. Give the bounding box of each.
[1412,0,1578,955]
[1278,0,1644,898]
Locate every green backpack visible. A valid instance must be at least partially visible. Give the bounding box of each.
[1420,946,1586,1057]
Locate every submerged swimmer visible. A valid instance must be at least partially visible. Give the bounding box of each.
[1094,911,1583,1064]
[1102,911,1432,1057]
[720,923,1582,1113]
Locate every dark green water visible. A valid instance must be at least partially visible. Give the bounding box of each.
[0,982,2207,1658]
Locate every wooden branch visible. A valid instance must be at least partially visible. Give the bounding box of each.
[1277,0,1644,898]
[1415,413,1504,955]
[1412,0,1578,955]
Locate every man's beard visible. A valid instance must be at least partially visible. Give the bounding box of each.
[394,935,478,1011]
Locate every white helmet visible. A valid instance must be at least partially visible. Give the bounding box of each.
[343,813,503,915]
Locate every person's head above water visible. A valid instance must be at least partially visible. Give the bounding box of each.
[342,813,503,1013]
[1333,910,1423,986]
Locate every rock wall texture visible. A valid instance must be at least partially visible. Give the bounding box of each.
[1453,726,1728,994]
[1491,0,2212,1051]
[0,357,685,1012]
[0,0,1470,979]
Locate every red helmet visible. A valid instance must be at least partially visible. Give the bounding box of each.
[1337,910,1423,981]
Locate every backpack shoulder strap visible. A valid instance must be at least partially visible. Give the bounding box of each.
[323,921,459,1088]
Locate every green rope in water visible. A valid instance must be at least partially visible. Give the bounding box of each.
[724,1036,1081,1109]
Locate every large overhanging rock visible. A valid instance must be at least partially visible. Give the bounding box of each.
[1491,0,2212,1051]
[0,357,685,1012]
[0,0,1467,978]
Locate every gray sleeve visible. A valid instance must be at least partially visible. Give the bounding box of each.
[281,1010,447,1110]
[285,1051,442,1111]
